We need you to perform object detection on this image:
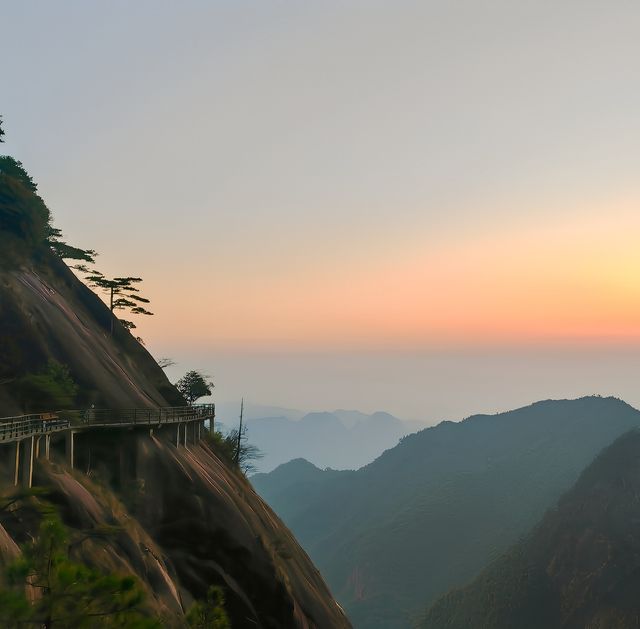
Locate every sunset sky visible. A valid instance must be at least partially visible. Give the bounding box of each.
[3,1,640,419]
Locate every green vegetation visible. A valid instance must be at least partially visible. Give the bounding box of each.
[175,370,213,406]
[422,430,640,629]
[84,272,153,334]
[0,115,150,337]
[253,396,640,628]
[227,427,263,475]
[14,360,79,412]
[0,512,159,628]
[0,156,52,256]
[185,586,230,629]
[48,227,97,265]
[0,492,232,628]
[0,117,94,266]
[204,428,263,475]
[204,430,236,461]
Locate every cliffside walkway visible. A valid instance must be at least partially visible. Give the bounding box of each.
[0,413,70,444]
[0,404,215,487]
[80,404,215,428]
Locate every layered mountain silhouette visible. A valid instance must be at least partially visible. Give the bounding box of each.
[252,396,640,628]
[423,429,640,629]
[240,409,421,473]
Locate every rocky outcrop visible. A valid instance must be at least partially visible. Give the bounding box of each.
[134,434,350,627]
[0,247,349,627]
[0,433,350,628]
[0,254,182,413]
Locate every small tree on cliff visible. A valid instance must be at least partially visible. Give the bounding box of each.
[186,586,230,628]
[0,512,158,628]
[47,225,97,264]
[85,271,153,334]
[225,427,263,475]
[0,114,5,143]
[175,370,214,406]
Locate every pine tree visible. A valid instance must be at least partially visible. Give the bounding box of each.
[1,513,159,628]
[186,586,230,628]
[84,272,153,334]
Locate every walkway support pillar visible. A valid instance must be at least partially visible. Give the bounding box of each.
[13,441,20,486]
[65,430,75,469]
[22,436,34,489]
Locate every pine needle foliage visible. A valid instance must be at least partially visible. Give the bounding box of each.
[0,513,160,628]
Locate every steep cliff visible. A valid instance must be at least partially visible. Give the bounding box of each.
[0,252,182,414]
[0,432,349,628]
[0,178,350,626]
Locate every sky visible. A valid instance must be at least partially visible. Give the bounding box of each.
[2,1,640,421]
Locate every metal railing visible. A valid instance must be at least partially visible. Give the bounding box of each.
[0,414,71,443]
[79,404,215,426]
[0,405,214,442]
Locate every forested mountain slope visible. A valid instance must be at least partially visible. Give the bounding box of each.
[253,396,640,627]
[423,430,640,629]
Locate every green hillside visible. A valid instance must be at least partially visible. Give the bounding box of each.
[252,396,640,627]
[423,429,640,629]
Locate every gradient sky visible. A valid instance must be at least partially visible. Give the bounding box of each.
[3,1,640,420]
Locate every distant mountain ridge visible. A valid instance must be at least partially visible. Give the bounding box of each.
[423,429,640,628]
[252,396,640,628]
[236,408,422,473]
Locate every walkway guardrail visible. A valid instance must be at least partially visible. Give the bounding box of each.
[0,405,214,442]
[0,414,71,443]
[81,404,215,426]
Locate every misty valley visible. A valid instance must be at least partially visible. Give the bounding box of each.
[2,2,640,627]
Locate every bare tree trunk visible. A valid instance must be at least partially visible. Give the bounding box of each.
[110,287,114,335]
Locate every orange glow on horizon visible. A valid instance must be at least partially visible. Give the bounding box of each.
[135,199,640,351]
